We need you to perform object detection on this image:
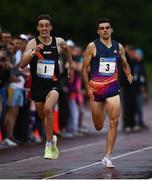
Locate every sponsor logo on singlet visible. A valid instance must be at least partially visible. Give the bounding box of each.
[43,51,52,54]
[113,50,118,54]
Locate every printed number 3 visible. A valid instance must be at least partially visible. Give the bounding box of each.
[105,64,110,71]
[44,66,47,73]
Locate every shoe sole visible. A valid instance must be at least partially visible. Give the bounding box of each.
[101,160,115,168]
[44,152,58,160]
[44,156,53,160]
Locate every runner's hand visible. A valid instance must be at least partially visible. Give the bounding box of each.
[87,84,94,100]
[31,44,44,57]
[35,44,44,51]
[127,73,133,84]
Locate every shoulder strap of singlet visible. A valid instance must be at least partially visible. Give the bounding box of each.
[51,36,57,46]
[93,38,100,48]
[35,37,41,45]
[93,38,103,56]
[112,40,119,51]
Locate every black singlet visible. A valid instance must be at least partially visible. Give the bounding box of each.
[30,36,60,102]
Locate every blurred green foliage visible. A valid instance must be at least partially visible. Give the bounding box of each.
[0,0,152,62]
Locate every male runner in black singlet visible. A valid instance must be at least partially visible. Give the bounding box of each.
[82,18,133,167]
[19,14,74,160]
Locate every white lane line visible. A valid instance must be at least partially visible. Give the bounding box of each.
[0,139,108,167]
[0,156,41,167]
[43,146,152,179]
[112,146,152,160]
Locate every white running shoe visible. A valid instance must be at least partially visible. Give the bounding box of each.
[101,157,115,168]
[44,135,59,160]
[2,138,17,147]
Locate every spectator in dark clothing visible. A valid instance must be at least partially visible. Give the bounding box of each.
[119,45,136,132]
[133,48,148,129]
[0,51,12,139]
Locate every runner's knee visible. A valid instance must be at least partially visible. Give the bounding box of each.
[94,121,104,131]
[95,125,103,131]
[93,116,104,131]
[44,104,53,115]
[110,120,118,128]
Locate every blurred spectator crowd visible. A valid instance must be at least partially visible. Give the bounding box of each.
[0,31,150,149]
[119,44,149,132]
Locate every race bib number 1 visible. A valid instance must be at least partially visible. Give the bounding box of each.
[37,59,55,79]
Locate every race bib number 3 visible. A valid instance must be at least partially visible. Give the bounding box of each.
[99,57,116,75]
[37,59,55,79]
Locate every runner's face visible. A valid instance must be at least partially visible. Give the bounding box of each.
[97,22,113,40]
[37,19,52,38]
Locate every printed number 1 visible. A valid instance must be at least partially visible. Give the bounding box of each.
[105,64,110,71]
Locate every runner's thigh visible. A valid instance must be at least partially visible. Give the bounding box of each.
[90,100,106,127]
[106,95,120,121]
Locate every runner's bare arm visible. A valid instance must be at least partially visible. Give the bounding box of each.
[81,42,95,99]
[19,39,37,69]
[56,37,74,82]
[82,42,94,88]
[119,43,133,84]
[56,37,74,67]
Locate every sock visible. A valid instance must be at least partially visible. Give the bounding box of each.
[105,155,110,160]
[46,141,52,147]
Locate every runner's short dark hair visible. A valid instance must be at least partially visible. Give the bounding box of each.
[36,14,52,25]
[96,18,113,29]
